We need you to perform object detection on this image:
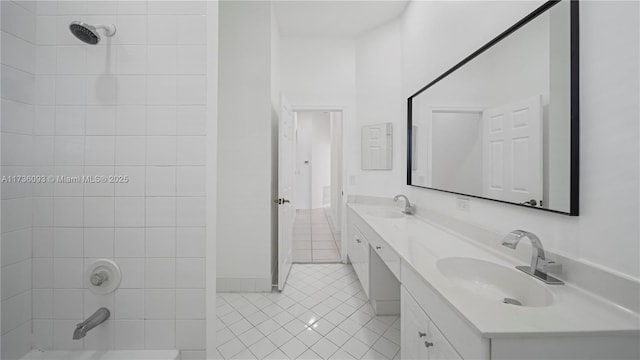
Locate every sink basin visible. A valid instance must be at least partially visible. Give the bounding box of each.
[364,208,404,219]
[437,257,554,307]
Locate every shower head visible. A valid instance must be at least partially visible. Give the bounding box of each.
[69,21,116,45]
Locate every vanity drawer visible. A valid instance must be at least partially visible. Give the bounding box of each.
[368,235,401,279]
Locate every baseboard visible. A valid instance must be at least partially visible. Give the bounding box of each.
[216,277,272,292]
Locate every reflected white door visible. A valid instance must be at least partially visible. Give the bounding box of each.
[482,95,543,205]
[277,95,295,290]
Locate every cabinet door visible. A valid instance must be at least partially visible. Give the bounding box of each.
[359,232,370,298]
[401,287,430,360]
[428,321,462,360]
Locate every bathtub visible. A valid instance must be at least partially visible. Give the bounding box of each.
[23,350,180,360]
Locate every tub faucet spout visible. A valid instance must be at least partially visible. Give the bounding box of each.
[73,307,110,339]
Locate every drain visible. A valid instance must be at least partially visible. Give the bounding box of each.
[503,297,522,306]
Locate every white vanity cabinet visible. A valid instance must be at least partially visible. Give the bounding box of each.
[401,287,462,360]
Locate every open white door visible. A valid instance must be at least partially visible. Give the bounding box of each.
[482,95,543,205]
[277,95,295,290]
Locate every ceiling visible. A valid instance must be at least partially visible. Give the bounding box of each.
[273,0,410,37]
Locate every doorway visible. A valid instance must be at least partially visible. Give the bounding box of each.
[292,110,343,263]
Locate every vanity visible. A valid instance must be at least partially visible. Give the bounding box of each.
[346,201,640,360]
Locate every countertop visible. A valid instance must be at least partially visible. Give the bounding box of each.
[347,202,640,337]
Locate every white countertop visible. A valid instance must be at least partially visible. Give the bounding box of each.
[348,202,640,337]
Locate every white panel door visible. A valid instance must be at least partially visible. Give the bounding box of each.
[277,95,295,290]
[482,96,543,205]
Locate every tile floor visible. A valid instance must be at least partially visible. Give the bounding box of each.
[214,264,401,359]
[292,208,342,263]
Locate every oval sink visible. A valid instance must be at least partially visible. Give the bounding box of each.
[364,208,404,219]
[437,257,554,307]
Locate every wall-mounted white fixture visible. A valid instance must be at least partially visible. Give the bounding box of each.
[86,259,122,294]
[362,123,393,170]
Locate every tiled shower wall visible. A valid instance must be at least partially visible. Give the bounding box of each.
[4,1,207,358]
[1,1,37,359]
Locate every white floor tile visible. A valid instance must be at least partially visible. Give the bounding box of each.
[280,337,308,359]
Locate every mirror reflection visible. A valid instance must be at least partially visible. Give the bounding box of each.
[408,1,576,214]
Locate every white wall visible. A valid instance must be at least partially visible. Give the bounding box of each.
[280,37,356,200]
[8,1,209,355]
[355,0,640,279]
[1,1,36,358]
[355,20,403,196]
[217,1,273,291]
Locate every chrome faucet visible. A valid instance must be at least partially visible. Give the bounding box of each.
[73,307,110,339]
[501,230,563,284]
[393,194,416,215]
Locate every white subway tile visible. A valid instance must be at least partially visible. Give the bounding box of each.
[53,166,84,197]
[115,196,145,227]
[176,289,205,319]
[177,76,206,105]
[85,136,116,165]
[177,166,205,196]
[53,197,83,227]
[86,75,117,105]
[84,228,115,258]
[147,136,176,165]
[33,289,53,319]
[175,258,205,289]
[177,46,206,75]
[114,289,144,319]
[145,197,176,227]
[33,320,54,349]
[115,15,147,45]
[33,196,54,227]
[177,197,205,227]
[56,45,87,75]
[33,227,54,258]
[176,227,205,258]
[117,75,147,105]
[145,289,175,319]
[2,32,36,73]
[145,320,176,349]
[35,75,55,105]
[53,289,83,319]
[177,136,205,166]
[36,16,57,45]
[53,227,83,258]
[87,0,117,15]
[115,136,146,165]
[1,229,32,266]
[176,320,206,350]
[57,1,87,15]
[84,166,116,197]
[116,45,147,74]
[148,15,177,45]
[114,228,145,258]
[147,46,177,74]
[145,227,176,257]
[1,290,31,333]
[146,166,176,196]
[176,106,206,135]
[83,290,115,318]
[32,258,53,289]
[54,136,84,165]
[117,1,146,15]
[53,258,83,289]
[55,106,85,135]
[83,196,115,227]
[2,1,36,42]
[147,76,177,105]
[147,106,177,135]
[56,75,86,105]
[116,258,144,288]
[86,106,117,135]
[177,15,206,45]
[83,319,114,350]
[114,320,145,349]
[116,106,146,135]
[36,45,57,74]
[33,136,55,166]
[145,258,175,288]
[34,106,56,135]
[2,65,35,104]
[86,44,116,74]
[114,166,145,196]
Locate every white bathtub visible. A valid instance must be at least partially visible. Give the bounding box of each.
[23,350,180,360]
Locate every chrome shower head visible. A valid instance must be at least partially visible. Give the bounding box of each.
[69,21,116,45]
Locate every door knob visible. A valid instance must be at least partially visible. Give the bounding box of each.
[273,198,290,205]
